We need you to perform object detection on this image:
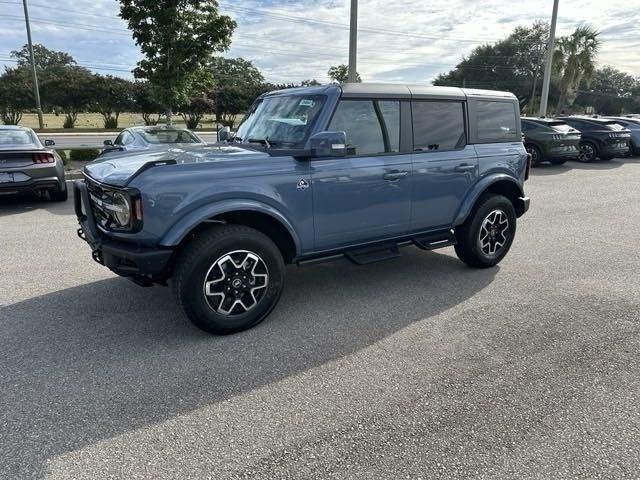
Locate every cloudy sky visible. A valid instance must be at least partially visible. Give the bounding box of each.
[0,0,638,84]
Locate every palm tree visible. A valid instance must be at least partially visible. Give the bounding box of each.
[553,26,600,113]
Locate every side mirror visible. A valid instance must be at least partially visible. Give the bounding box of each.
[103,139,113,146]
[218,126,231,142]
[44,139,55,147]
[309,131,347,158]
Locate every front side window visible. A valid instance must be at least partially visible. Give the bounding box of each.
[476,101,518,142]
[328,99,400,155]
[412,101,466,151]
[236,95,326,148]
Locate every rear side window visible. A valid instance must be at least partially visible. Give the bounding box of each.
[329,99,400,155]
[412,101,466,151]
[476,101,518,142]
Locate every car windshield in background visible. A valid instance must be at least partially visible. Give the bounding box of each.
[139,129,201,144]
[235,95,326,148]
[547,122,574,133]
[0,129,37,147]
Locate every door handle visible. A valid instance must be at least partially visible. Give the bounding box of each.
[454,163,475,172]
[383,171,409,181]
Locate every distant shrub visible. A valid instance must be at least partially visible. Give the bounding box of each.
[56,149,69,166]
[103,117,118,129]
[69,149,100,162]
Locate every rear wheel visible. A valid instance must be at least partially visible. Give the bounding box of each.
[454,194,517,268]
[578,141,597,162]
[49,183,68,202]
[525,144,543,166]
[173,224,285,335]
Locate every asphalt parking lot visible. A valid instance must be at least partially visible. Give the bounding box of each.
[1,159,639,479]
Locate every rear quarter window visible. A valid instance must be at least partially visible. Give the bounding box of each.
[476,101,519,142]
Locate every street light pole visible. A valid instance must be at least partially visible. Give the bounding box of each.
[347,0,358,83]
[22,0,44,129]
[538,0,559,118]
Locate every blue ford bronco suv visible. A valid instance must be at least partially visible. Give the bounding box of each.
[74,84,530,334]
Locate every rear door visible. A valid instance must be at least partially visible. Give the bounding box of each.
[410,100,478,231]
[311,98,412,250]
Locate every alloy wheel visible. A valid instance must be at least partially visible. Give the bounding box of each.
[578,143,595,162]
[203,250,269,315]
[478,209,510,256]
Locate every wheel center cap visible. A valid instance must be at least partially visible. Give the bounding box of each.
[232,278,243,289]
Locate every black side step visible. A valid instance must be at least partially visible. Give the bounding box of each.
[345,243,401,265]
[413,229,457,251]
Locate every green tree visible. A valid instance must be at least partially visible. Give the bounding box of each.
[328,64,361,83]
[206,57,265,127]
[575,66,640,114]
[119,0,236,125]
[553,25,600,113]
[0,67,33,125]
[92,75,135,128]
[40,65,95,128]
[433,21,549,111]
[10,44,76,69]
[132,81,164,125]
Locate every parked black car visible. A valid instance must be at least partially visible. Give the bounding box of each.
[521,117,581,166]
[603,117,640,156]
[557,117,631,162]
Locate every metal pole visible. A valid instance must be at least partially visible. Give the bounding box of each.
[347,0,358,83]
[22,0,44,129]
[538,0,559,118]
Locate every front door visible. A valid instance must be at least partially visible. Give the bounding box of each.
[311,99,412,251]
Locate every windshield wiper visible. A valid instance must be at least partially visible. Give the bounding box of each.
[247,137,273,149]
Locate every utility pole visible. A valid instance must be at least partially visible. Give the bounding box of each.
[538,0,559,118]
[347,0,358,83]
[22,0,44,129]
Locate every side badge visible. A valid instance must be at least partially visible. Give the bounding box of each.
[297,178,310,191]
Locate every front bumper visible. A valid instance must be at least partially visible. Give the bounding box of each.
[73,180,172,281]
[516,196,530,217]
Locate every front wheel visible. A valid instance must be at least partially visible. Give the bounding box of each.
[454,194,517,268]
[173,225,285,334]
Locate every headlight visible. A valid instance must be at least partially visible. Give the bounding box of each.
[111,192,131,227]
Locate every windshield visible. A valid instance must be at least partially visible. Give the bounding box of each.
[235,94,326,148]
[139,129,202,144]
[0,129,39,147]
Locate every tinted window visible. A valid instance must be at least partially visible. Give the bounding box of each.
[412,101,465,151]
[476,101,518,142]
[521,121,535,132]
[329,99,400,155]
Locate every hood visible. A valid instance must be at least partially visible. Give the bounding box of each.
[83,144,271,187]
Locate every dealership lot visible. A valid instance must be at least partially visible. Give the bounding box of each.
[1,159,639,479]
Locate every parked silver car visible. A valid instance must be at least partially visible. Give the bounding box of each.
[0,126,67,201]
[100,126,206,156]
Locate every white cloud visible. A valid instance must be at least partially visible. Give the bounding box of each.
[0,0,638,83]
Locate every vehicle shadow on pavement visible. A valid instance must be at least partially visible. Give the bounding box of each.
[0,184,74,218]
[531,158,636,176]
[0,249,497,478]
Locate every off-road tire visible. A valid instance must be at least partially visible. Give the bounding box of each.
[454,194,517,268]
[173,224,285,335]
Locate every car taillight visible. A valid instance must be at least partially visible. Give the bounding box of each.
[32,152,55,163]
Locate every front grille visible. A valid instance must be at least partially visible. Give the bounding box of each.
[85,177,116,229]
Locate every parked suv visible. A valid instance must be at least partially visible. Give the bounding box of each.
[521,117,581,165]
[557,116,631,162]
[74,84,530,334]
